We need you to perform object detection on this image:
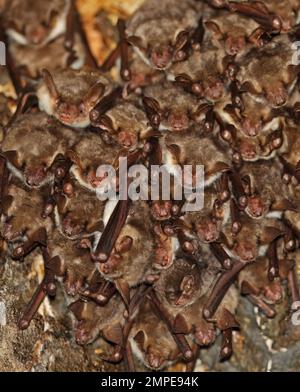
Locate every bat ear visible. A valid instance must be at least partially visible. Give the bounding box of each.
[241,174,252,195]
[32,227,47,246]
[66,149,81,167]
[1,150,20,168]
[173,313,189,334]
[174,30,189,51]
[115,278,130,308]
[166,143,181,162]
[271,198,297,212]
[84,82,105,108]
[87,219,104,233]
[1,195,13,213]
[41,68,59,100]
[204,21,223,38]
[69,300,86,320]
[103,323,124,346]
[240,81,259,95]
[134,330,146,350]
[127,35,146,53]
[216,308,240,331]
[210,161,231,175]
[287,63,300,83]
[261,226,284,244]
[48,255,66,277]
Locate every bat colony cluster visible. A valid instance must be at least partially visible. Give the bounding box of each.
[0,0,300,371]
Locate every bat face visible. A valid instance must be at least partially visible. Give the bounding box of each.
[263,0,299,32]
[169,44,227,102]
[238,34,297,107]
[126,51,165,91]
[1,180,53,243]
[3,0,70,46]
[127,0,203,70]
[238,256,283,305]
[2,113,77,188]
[47,229,95,297]
[164,128,230,187]
[37,68,113,128]
[183,185,230,243]
[130,301,179,370]
[9,33,86,80]
[227,218,260,263]
[55,176,106,239]
[98,202,156,287]
[224,213,285,263]
[223,92,275,138]
[240,159,288,219]
[155,257,203,308]
[143,81,199,132]
[97,100,151,150]
[71,295,125,345]
[205,10,260,57]
[70,130,122,191]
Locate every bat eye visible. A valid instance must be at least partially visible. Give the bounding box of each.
[79,103,86,115]
[166,290,177,300]
[163,109,170,119]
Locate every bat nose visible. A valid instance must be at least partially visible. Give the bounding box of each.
[27,25,47,45]
[25,167,46,187]
[151,46,171,69]
[147,351,164,369]
[168,112,189,131]
[242,118,261,137]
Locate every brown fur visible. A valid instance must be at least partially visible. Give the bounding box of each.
[2,113,77,187]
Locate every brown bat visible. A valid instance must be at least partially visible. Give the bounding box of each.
[153,251,239,361]
[238,255,286,319]
[9,33,86,81]
[168,38,227,102]
[68,128,124,191]
[0,179,54,248]
[236,34,299,107]
[1,112,77,188]
[46,229,95,297]
[182,184,231,243]
[221,91,276,137]
[100,20,165,89]
[70,294,125,347]
[2,0,71,46]
[129,300,179,370]
[126,0,204,70]
[97,201,158,302]
[239,158,294,220]
[204,8,266,56]
[278,125,300,186]
[222,213,286,263]
[164,127,231,187]
[142,80,200,132]
[54,174,106,239]
[124,51,166,92]
[37,68,114,128]
[91,98,152,150]
[14,228,96,329]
